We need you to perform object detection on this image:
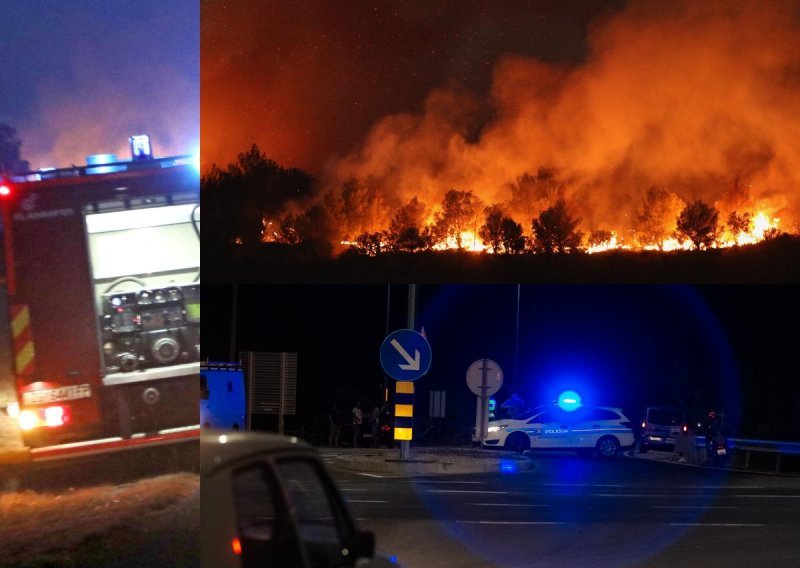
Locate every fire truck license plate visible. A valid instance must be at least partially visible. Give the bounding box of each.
[22,384,92,405]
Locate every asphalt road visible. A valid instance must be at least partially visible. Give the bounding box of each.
[326,450,800,568]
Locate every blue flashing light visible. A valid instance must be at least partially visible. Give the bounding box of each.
[389,555,398,564]
[499,459,519,473]
[557,390,582,412]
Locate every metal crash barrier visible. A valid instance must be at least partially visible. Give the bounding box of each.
[728,438,800,474]
[673,434,800,474]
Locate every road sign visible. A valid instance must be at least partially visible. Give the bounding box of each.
[466,359,503,397]
[467,359,503,445]
[380,329,432,381]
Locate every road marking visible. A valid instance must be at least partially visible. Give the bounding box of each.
[427,490,507,494]
[667,523,765,527]
[542,483,626,488]
[592,493,673,497]
[347,500,389,503]
[340,488,369,492]
[735,495,800,499]
[468,503,548,507]
[356,472,384,478]
[677,485,765,489]
[402,480,484,484]
[651,506,738,509]
[458,521,565,525]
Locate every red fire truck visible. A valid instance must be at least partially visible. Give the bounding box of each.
[1,149,200,451]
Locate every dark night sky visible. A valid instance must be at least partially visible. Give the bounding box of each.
[0,0,198,170]
[201,0,624,173]
[203,284,800,440]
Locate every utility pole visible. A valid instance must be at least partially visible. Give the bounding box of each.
[401,284,416,460]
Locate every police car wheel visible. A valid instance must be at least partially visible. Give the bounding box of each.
[596,436,620,458]
[505,432,530,453]
[639,443,649,454]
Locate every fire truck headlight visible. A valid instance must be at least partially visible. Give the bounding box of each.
[19,410,40,431]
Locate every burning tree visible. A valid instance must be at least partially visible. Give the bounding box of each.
[531,199,583,253]
[635,186,685,250]
[433,189,485,249]
[727,211,752,237]
[675,200,720,250]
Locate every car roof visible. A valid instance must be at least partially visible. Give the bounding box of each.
[201,429,315,475]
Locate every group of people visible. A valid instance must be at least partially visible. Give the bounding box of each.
[328,401,382,448]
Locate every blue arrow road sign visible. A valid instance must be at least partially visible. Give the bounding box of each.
[379,329,432,381]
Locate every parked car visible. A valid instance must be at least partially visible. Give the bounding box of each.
[201,430,398,568]
[482,405,635,457]
[639,406,682,453]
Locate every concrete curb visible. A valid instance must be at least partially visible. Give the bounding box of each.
[333,447,532,475]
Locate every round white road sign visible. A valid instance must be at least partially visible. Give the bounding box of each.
[465,359,504,397]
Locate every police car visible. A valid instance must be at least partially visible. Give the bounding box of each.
[201,430,399,568]
[482,405,636,457]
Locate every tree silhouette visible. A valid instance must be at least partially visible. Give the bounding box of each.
[433,190,484,249]
[0,124,30,174]
[675,200,719,250]
[200,144,313,245]
[500,217,526,254]
[636,186,684,249]
[392,226,434,252]
[531,199,583,253]
[727,211,752,237]
[387,197,427,249]
[478,205,505,253]
[352,231,384,256]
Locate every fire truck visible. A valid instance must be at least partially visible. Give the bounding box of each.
[0,144,200,451]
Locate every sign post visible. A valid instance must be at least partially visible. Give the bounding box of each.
[466,359,503,444]
[379,328,432,460]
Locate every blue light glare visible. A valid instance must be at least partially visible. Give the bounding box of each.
[557,390,582,411]
[499,459,519,473]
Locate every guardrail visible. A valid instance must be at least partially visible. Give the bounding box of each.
[728,437,800,474]
[674,435,800,474]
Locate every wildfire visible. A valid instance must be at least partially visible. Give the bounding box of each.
[334,208,781,254]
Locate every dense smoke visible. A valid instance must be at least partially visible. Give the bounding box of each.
[316,0,800,241]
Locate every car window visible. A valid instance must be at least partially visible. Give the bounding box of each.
[233,465,277,540]
[529,410,570,423]
[648,409,680,425]
[578,408,620,421]
[276,458,345,568]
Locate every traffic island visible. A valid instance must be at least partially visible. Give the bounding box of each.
[333,447,532,475]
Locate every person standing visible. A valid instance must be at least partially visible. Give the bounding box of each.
[370,405,381,448]
[352,402,363,448]
[328,403,343,447]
